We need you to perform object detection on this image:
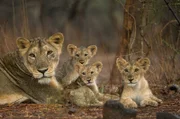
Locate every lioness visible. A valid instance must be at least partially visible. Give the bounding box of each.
[116,57,162,108]
[0,33,64,104]
[58,44,97,87]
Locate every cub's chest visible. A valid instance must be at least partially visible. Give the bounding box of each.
[130,89,152,105]
[131,91,144,104]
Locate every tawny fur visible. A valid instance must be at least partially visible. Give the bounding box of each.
[64,61,119,107]
[116,57,162,108]
[58,44,97,87]
[0,33,64,105]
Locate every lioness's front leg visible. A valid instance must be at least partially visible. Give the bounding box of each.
[0,70,28,105]
[121,98,138,108]
[49,77,63,90]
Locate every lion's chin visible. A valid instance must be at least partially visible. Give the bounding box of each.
[38,77,52,84]
[127,83,137,87]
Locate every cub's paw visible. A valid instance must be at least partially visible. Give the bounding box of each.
[90,101,103,107]
[123,101,138,109]
[151,96,163,104]
[140,99,158,107]
[155,97,163,104]
[96,101,103,106]
[156,98,163,104]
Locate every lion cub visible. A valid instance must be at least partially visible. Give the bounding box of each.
[58,44,97,87]
[74,62,119,102]
[75,61,103,98]
[66,61,104,107]
[116,57,162,108]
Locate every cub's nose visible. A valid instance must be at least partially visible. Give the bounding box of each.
[87,79,91,83]
[38,68,48,74]
[79,60,85,64]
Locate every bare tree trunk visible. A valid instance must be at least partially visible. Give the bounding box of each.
[109,0,151,84]
[139,1,151,57]
[109,0,135,83]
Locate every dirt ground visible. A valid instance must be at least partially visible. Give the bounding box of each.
[0,91,179,119]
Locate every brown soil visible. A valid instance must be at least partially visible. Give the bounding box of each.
[0,92,179,119]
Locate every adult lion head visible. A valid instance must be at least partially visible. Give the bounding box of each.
[16,33,64,83]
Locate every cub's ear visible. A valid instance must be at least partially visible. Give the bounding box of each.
[116,57,129,72]
[93,61,103,72]
[74,63,83,73]
[16,37,30,50]
[135,58,150,72]
[67,44,77,56]
[87,45,97,56]
[47,32,64,53]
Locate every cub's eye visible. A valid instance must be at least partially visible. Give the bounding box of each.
[84,54,88,56]
[29,53,35,58]
[124,69,128,72]
[82,72,86,75]
[134,68,139,72]
[47,50,53,55]
[76,54,79,57]
[91,71,94,74]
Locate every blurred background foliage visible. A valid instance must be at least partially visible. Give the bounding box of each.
[0,0,179,86]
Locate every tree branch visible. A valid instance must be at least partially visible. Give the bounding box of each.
[164,0,180,26]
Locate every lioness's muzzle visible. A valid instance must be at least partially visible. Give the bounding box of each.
[37,68,48,74]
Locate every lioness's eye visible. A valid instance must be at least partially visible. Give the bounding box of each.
[134,68,139,72]
[124,69,128,72]
[29,53,35,58]
[82,72,86,75]
[76,54,79,57]
[84,54,88,56]
[47,50,53,55]
[91,71,94,74]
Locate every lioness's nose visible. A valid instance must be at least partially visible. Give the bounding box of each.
[38,68,48,74]
[129,78,134,82]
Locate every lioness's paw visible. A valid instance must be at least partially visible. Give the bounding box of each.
[123,101,138,109]
[140,99,158,107]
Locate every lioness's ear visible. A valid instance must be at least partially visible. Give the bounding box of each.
[116,57,129,72]
[87,45,97,56]
[135,58,150,71]
[16,37,30,50]
[74,63,83,73]
[67,44,77,56]
[47,32,64,53]
[93,61,103,72]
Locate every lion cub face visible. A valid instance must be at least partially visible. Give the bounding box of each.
[116,58,150,87]
[67,44,97,65]
[75,61,103,86]
[16,33,64,82]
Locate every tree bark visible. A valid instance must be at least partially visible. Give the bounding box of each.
[109,0,135,83]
